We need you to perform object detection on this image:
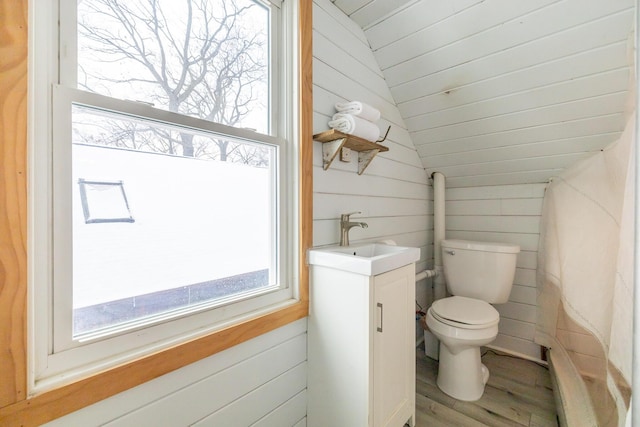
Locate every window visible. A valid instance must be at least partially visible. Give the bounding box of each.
[31,0,300,392]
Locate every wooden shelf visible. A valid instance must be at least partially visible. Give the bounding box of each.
[313,129,389,175]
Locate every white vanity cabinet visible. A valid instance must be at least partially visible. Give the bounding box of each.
[307,262,416,427]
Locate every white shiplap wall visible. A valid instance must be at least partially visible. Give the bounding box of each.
[331,0,415,28]
[44,319,308,427]
[444,183,546,359]
[313,0,431,275]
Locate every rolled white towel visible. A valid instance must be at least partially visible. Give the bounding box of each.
[328,113,381,142]
[334,101,381,122]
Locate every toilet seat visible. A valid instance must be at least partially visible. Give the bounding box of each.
[431,296,499,330]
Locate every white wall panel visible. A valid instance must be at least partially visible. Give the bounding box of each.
[252,391,307,427]
[406,68,629,132]
[509,285,537,306]
[417,114,625,157]
[413,91,628,145]
[313,33,385,91]
[499,318,536,341]
[315,5,382,74]
[312,44,395,106]
[447,184,546,200]
[293,418,307,427]
[192,365,307,426]
[514,268,537,288]
[314,0,430,375]
[106,337,306,426]
[492,334,543,360]
[383,5,633,87]
[431,154,590,182]
[313,58,403,124]
[515,251,538,270]
[326,0,370,43]
[446,198,543,217]
[374,0,558,71]
[496,302,537,324]
[365,0,483,50]
[44,320,308,427]
[347,0,416,29]
[314,193,428,220]
[426,133,617,169]
[398,41,630,117]
[332,0,370,17]
[313,166,428,200]
[447,215,541,234]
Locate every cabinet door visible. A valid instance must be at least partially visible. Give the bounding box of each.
[373,265,415,427]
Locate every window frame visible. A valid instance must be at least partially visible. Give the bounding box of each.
[39,0,293,390]
[0,0,311,423]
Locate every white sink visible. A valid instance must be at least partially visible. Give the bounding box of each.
[308,243,420,276]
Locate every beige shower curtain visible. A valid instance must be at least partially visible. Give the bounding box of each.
[535,116,635,427]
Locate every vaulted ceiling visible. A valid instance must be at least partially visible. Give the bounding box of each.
[332,0,635,187]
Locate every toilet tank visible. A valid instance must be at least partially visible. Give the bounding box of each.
[441,239,520,303]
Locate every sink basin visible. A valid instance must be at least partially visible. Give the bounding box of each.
[308,243,420,276]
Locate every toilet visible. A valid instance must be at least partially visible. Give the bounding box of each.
[426,239,520,401]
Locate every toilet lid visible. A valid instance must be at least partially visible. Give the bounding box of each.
[431,296,499,326]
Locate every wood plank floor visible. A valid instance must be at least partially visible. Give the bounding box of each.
[414,348,559,427]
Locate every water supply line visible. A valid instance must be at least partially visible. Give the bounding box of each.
[378,240,436,283]
[415,269,436,282]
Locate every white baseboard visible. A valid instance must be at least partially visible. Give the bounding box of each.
[485,343,548,365]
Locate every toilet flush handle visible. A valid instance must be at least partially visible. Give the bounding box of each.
[445,249,455,255]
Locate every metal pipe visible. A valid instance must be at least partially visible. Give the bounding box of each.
[431,172,447,301]
[432,172,446,269]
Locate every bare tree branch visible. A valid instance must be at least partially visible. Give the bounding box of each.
[76,0,268,163]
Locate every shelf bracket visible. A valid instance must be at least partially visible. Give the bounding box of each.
[314,129,389,175]
[357,149,380,175]
[322,137,348,170]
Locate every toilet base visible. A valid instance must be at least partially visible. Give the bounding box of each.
[436,344,489,401]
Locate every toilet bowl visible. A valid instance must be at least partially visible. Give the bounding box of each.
[429,239,520,401]
[426,296,499,401]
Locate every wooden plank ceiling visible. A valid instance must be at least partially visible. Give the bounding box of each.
[332,0,635,187]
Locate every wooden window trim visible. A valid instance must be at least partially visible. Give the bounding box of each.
[0,0,312,425]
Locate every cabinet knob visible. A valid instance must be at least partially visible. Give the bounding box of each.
[445,249,455,255]
[377,302,383,332]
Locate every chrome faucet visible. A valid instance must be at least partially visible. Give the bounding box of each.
[340,211,368,246]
